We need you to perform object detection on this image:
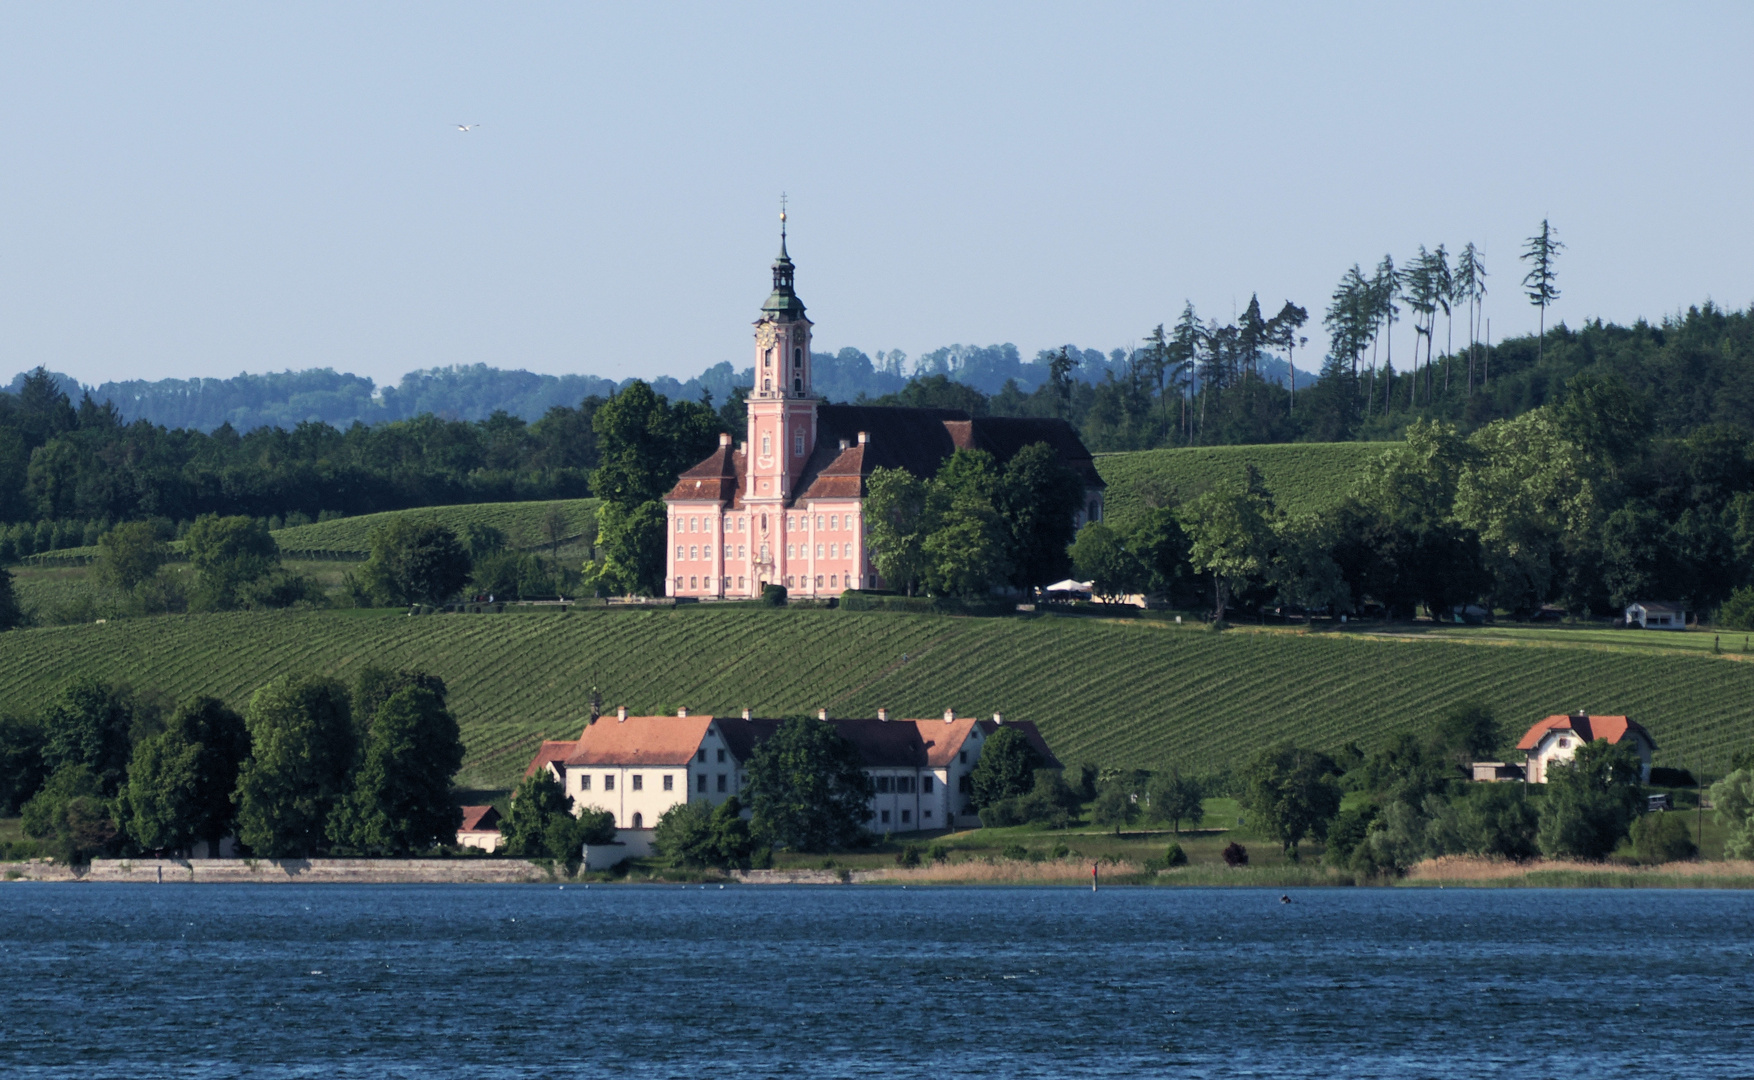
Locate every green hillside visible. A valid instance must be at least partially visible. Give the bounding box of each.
[1095,443,1393,527]
[1,606,1748,789]
[272,498,599,557]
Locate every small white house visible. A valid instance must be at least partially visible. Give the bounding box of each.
[1518,712,1656,784]
[456,805,501,852]
[1625,601,1686,630]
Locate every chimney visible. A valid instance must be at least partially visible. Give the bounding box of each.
[818,708,828,720]
[719,433,731,447]
[944,708,955,722]
[737,440,746,454]
[858,431,869,445]
[877,707,889,722]
[617,706,628,722]
[678,706,689,717]
[742,707,752,721]
[839,438,849,451]
[993,712,1003,724]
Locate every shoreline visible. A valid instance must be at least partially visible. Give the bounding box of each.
[8,855,1754,887]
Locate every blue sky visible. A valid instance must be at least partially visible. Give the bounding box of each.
[1,3,1749,387]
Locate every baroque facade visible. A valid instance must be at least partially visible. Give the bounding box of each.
[664,222,1105,599]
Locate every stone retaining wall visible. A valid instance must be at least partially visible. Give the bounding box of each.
[4,858,551,884]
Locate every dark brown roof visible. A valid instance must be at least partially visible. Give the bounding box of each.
[705,715,1051,771]
[667,403,1101,506]
[458,805,501,833]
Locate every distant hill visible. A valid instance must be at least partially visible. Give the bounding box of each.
[0,607,1744,790]
[12,344,1319,435]
[1095,442,1393,527]
[273,498,598,558]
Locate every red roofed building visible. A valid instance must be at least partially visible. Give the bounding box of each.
[1518,712,1657,784]
[521,708,1060,849]
[664,222,1103,600]
[456,805,502,853]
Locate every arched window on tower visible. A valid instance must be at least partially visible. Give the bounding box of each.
[793,377,801,393]
[793,347,802,368]
[764,349,772,368]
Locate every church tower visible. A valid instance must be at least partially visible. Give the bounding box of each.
[744,202,817,514]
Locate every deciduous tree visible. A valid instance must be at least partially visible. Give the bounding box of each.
[744,717,873,851]
[1242,741,1342,857]
[327,685,465,855]
[235,675,356,857]
[120,697,250,853]
[363,518,472,605]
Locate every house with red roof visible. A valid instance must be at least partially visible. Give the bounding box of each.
[456,805,502,853]
[1518,711,1656,784]
[520,707,1059,855]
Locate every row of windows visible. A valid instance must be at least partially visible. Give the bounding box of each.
[783,574,850,589]
[578,772,731,792]
[675,513,862,536]
[785,543,853,559]
[578,773,674,792]
[878,809,929,825]
[874,775,931,794]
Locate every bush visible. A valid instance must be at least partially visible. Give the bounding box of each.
[1630,812,1698,864]
[1221,841,1249,867]
[1647,766,1697,788]
[1162,841,1187,868]
[1001,843,1028,861]
[761,584,788,607]
[1717,586,1754,631]
[895,843,922,867]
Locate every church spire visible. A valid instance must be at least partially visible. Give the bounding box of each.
[763,194,806,320]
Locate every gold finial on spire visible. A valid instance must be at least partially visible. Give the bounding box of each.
[779,192,788,237]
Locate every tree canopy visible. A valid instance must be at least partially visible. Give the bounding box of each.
[743,717,873,851]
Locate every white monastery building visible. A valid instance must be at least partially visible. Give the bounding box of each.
[663,218,1104,599]
[524,708,1061,857]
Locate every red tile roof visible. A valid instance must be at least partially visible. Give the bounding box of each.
[523,740,579,779]
[562,715,715,767]
[666,404,1102,508]
[1517,714,1656,752]
[458,805,501,833]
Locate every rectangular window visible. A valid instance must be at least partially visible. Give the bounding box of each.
[738,577,745,588]
[704,546,713,559]
[676,519,684,533]
[698,748,707,762]
[881,810,891,824]
[787,576,795,587]
[794,432,804,455]
[738,518,746,532]
[922,776,933,793]
[959,751,967,764]
[676,546,684,560]
[689,518,697,532]
[901,810,911,824]
[698,774,708,793]
[689,546,698,560]
[923,809,933,819]
[674,577,683,590]
[876,777,891,793]
[787,544,794,558]
[830,575,837,588]
[718,774,728,792]
[739,546,746,559]
[815,544,823,558]
[604,775,615,791]
[632,774,643,791]
[815,575,823,588]
[717,749,727,763]
[689,576,697,589]
[663,775,673,791]
[816,515,824,530]
[580,774,592,791]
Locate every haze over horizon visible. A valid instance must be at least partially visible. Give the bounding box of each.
[2,3,1749,390]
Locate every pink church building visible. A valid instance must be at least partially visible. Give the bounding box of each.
[664,221,1104,599]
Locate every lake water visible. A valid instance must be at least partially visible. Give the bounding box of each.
[2,884,1752,1078]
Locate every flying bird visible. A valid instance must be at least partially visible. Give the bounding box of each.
[455,123,481,133]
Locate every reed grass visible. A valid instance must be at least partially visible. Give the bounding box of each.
[1405,855,1754,888]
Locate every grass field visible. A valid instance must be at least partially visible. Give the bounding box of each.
[1094,442,1394,528]
[2,605,1751,790]
[272,498,599,557]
